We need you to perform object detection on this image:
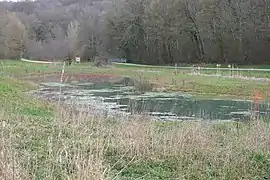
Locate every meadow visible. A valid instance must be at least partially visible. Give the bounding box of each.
[1,60,270,179]
[3,60,270,100]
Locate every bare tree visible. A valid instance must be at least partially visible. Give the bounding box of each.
[1,0,270,65]
[67,20,80,58]
[0,11,26,59]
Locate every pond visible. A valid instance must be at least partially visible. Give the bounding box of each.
[31,79,270,122]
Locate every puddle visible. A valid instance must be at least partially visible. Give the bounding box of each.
[30,78,270,121]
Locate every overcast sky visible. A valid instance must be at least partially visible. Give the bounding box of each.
[0,0,26,2]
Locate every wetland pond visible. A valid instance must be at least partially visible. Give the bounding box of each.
[30,76,270,122]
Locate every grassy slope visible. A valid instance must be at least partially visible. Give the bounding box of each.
[114,62,270,79]
[1,60,270,179]
[2,60,270,100]
[0,77,55,179]
[112,67,270,100]
[114,62,270,69]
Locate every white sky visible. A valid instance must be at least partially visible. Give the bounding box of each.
[0,0,26,1]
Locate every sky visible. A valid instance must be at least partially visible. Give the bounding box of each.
[0,0,27,2]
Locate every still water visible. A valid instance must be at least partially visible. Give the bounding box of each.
[34,81,270,121]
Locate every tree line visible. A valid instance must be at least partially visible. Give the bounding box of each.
[0,0,269,65]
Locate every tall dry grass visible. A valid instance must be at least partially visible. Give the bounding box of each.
[1,106,270,179]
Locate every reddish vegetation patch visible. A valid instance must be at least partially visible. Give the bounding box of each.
[59,72,114,81]
[69,73,113,79]
[25,72,120,83]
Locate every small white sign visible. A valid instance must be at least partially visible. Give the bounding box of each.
[75,57,80,63]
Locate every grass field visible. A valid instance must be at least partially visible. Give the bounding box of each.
[1,60,270,179]
[114,62,270,78]
[113,62,270,69]
[2,60,270,100]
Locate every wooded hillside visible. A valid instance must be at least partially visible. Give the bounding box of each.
[0,0,269,65]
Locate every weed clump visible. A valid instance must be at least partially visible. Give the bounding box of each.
[133,77,154,93]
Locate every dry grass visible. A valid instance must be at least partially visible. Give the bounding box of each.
[1,105,270,179]
[0,71,270,179]
[0,112,29,180]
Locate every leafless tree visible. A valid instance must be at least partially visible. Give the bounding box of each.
[1,0,270,65]
[0,10,26,59]
[67,20,80,58]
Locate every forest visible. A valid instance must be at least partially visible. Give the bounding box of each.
[0,0,269,65]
